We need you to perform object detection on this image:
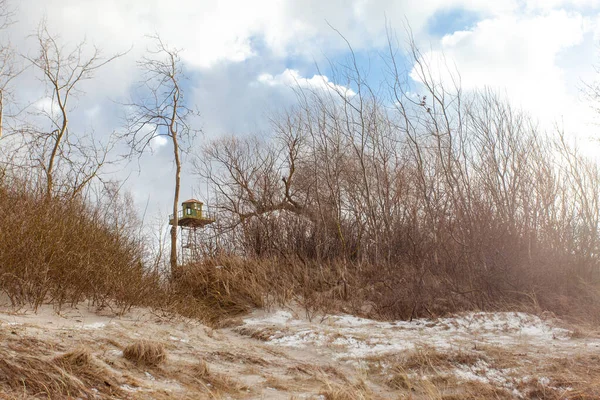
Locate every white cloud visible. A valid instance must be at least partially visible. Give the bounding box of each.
[525,0,600,12]
[34,97,57,115]
[150,134,169,149]
[411,9,598,139]
[257,69,356,96]
[7,0,525,71]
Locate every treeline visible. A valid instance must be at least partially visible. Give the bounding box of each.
[197,44,600,320]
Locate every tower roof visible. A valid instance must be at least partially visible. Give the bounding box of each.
[182,198,202,204]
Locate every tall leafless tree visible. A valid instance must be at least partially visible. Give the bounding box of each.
[122,35,198,275]
[0,0,20,142]
[20,22,123,199]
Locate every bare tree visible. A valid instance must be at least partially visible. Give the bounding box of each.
[0,0,20,141]
[122,35,198,275]
[20,22,123,198]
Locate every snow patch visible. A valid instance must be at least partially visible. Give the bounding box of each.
[244,310,296,326]
[82,322,107,329]
[169,335,189,343]
[120,384,140,392]
[242,310,573,360]
[454,360,523,397]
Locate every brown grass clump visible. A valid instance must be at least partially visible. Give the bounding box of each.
[386,367,412,390]
[0,345,121,399]
[167,258,269,326]
[192,359,211,379]
[384,369,515,400]
[379,347,484,375]
[320,379,371,400]
[123,340,166,367]
[54,347,122,396]
[440,380,515,400]
[176,359,247,396]
[55,347,94,368]
[287,363,348,382]
[191,360,244,392]
[204,350,271,367]
[0,352,88,398]
[361,347,519,399]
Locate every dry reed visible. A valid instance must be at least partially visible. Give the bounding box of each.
[123,340,166,366]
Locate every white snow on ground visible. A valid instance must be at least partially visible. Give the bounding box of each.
[243,311,572,359]
[82,322,107,329]
[244,310,297,326]
[242,309,594,397]
[454,360,520,393]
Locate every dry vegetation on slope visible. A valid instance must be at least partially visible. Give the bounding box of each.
[2,172,600,399]
[2,304,600,399]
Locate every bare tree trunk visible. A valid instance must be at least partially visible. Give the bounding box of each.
[45,91,67,199]
[170,131,181,274]
[0,89,3,139]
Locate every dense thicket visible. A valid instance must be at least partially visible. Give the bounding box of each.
[197,50,600,320]
[0,174,156,311]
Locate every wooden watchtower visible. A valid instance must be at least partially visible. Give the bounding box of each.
[169,199,215,263]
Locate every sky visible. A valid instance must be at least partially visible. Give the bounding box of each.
[3,0,600,230]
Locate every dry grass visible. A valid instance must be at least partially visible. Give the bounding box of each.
[359,346,522,399]
[234,325,288,341]
[364,346,485,379]
[166,258,271,326]
[0,352,89,398]
[205,350,272,367]
[54,347,123,396]
[0,344,122,399]
[3,302,600,399]
[0,176,158,313]
[288,363,348,382]
[400,347,483,373]
[123,340,167,367]
[437,380,515,400]
[520,354,600,399]
[165,252,600,330]
[176,359,248,396]
[359,345,600,399]
[319,378,371,400]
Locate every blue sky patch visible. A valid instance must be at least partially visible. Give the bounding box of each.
[302,47,416,97]
[426,7,481,37]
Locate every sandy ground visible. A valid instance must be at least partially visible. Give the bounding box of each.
[2,303,600,399]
